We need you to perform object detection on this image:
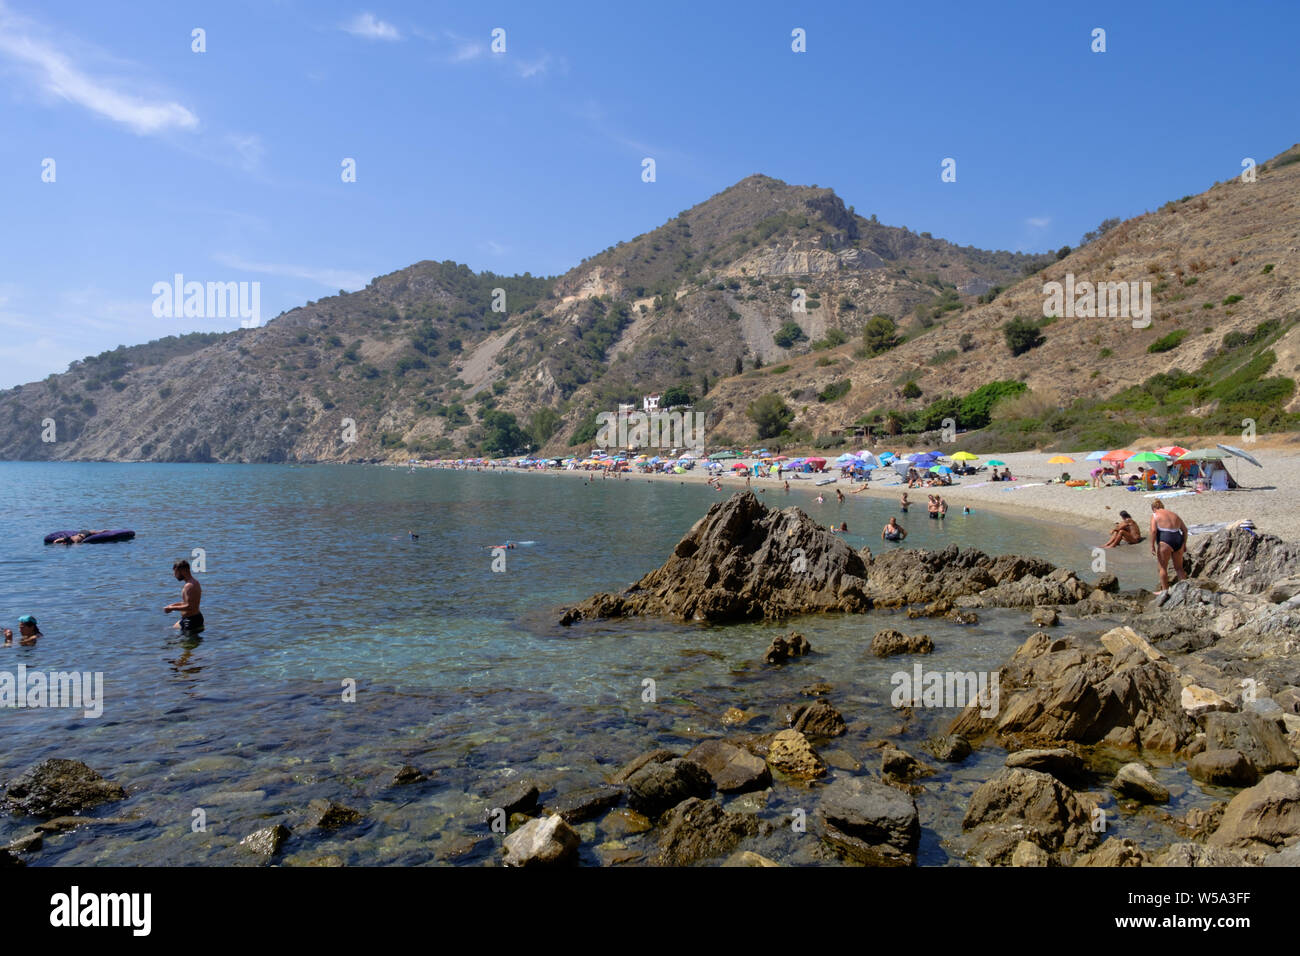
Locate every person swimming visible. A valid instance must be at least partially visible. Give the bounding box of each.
[881,517,907,542]
[900,493,910,513]
[3,615,41,647]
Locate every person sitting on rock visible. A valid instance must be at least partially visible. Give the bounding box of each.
[1102,510,1142,548]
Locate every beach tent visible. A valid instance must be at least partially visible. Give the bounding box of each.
[855,452,881,469]
[891,459,912,478]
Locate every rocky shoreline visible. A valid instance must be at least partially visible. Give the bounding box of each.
[6,491,1298,866]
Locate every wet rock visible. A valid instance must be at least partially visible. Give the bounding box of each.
[502,814,580,867]
[1096,573,1120,593]
[949,631,1197,753]
[655,797,762,866]
[1112,763,1170,804]
[1075,837,1148,867]
[2,759,126,818]
[961,767,1099,864]
[609,749,676,784]
[1010,840,1051,867]
[1030,607,1059,627]
[600,808,652,837]
[560,492,873,624]
[391,765,426,786]
[1005,748,1084,782]
[926,734,972,763]
[800,682,834,697]
[305,855,345,867]
[870,629,934,657]
[764,631,812,664]
[788,698,847,738]
[816,775,920,866]
[721,707,759,726]
[483,780,541,819]
[625,758,713,818]
[686,740,771,794]
[1188,749,1258,787]
[548,786,624,824]
[1182,685,1235,718]
[7,833,41,854]
[881,747,931,783]
[34,815,136,833]
[723,850,782,867]
[1207,772,1300,857]
[304,799,362,830]
[1154,843,1249,867]
[766,729,826,779]
[239,824,290,859]
[437,834,492,861]
[1203,712,1298,773]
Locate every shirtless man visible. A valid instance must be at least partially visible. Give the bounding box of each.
[164,559,204,631]
[881,517,907,542]
[1149,500,1189,590]
[3,615,41,646]
[900,492,910,513]
[1102,510,1142,548]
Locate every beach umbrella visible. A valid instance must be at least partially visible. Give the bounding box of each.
[835,453,857,463]
[673,465,686,474]
[1085,450,1107,461]
[1176,449,1225,461]
[856,452,881,469]
[731,463,748,471]
[1047,455,1075,464]
[987,459,1006,467]
[878,452,896,462]
[1126,452,1168,464]
[929,465,953,474]
[1217,443,1263,468]
[951,451,978,461]
[1100,449,1133,462]
[1154,445,1188,458]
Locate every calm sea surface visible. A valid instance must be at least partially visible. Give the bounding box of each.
[1,463,1193,866]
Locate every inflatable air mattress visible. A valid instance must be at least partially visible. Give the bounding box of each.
[44,529,136,544]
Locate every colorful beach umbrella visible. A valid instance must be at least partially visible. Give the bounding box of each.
[1085,450,1107,461]
[1047,455,1075,464]
[1126,452,1168,463]
[1154,446,1188,458]
[1100,449,1133,462]
[951,451,978,461]
[986,459,1006,467]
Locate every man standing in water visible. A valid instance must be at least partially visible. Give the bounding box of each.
[1149,499,1189,591]
[164,559,204,631]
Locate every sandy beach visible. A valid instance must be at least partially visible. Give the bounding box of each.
[448,436,1300,546]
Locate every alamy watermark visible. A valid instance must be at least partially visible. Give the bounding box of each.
[1043,273,1150,329]
[890,663,999,718]
[152,274,261,328]
[1,665,103,718]
[594,409,705,453]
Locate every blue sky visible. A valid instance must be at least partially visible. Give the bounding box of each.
[1,0,1296,387]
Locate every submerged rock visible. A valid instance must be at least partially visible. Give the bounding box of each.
[686,740,771,794]
[655,797,762,866]
[502,814,580,867]
[483,780,541,819]
[788,698,847,738]
[304,799,362,830]
[391,765,427,786]
[2,759,126,818]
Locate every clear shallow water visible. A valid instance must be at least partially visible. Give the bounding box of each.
[0,463,1184,866]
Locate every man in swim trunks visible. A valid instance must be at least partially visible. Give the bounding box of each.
[881,517,907,542]
[1149,500,1189,590]
[927,495,940,519]
[937,496,948,518]
[164,559,204,630]
[900,493,910,513]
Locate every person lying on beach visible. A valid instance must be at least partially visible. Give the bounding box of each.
[3,615,42,646]
[1149,500,1189,591]
[881,517,907,542]
[1102,511,1142,548]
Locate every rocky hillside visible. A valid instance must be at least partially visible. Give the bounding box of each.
[4,149,1297,462]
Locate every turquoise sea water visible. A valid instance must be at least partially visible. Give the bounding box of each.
[0,463,1189,866]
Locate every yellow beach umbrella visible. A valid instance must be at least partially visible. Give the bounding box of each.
[1048,455,1075,464]
[951,451,978,461]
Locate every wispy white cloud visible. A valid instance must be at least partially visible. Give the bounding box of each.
[1026,216,1051,228]
[227,133,265,172]
[343,13,401,41]
[213,253,368,291]
[483,240,510,256]
[0,2,198,135]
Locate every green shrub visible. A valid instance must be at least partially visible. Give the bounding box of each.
[1222,294,1243,305]
[901,381,922,399]
[773,322,808,348]
[1147,330,1188,353]
[1003,316,1045,356]
[818,380,852,402]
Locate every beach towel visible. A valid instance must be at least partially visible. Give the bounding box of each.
[1000,482,1045,491]
[1144,489,1195,498]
